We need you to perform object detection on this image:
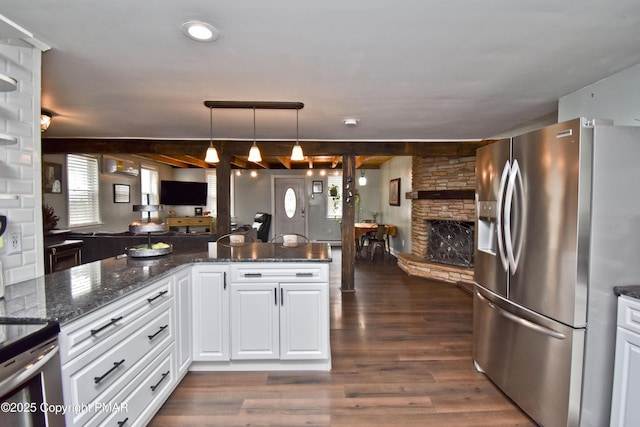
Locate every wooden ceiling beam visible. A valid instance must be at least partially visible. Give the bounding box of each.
[171,154,212,169]
[331,156,341,168]
[276,156,292,169]
[134,154,190,168]
[355,155,368,169]
[43,138,493,158]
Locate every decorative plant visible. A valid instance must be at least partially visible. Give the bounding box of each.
[372,211,379,223]
[328,184,341,212]
[43,204,59,232]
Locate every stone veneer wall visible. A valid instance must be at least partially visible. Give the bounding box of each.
[398,155,476,284]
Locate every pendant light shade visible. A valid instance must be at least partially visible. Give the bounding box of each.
[291,143,304,161]
[290,109,304,161]
[205,107,220,163]
[359,168,367,186]
[248,107,262,163]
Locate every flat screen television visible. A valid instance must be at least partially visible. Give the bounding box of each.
[160,180,208,206]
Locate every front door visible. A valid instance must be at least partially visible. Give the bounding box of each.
[273,177,306,237]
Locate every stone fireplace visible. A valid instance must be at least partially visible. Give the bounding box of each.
[397,155,476,284]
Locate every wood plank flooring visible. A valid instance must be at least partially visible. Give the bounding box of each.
[149,250,535,426]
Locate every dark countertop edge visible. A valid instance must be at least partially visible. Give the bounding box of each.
[614,285,640,300]
[1,246,332,325]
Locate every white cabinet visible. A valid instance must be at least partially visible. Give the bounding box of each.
[611,295,640,427]
[60,277,176,427]
[191,264,230,361]
[174,266,192,376]
[230,263,329,362]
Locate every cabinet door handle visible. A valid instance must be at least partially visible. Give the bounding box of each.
[147,290,168,303]
[94,359,125,384]
[224,271,227,290]
[296,272,313,277]
[150,370,170,392]
[245,273,262,277]
[148,325,169,340]
[117,417,128,426]
[274,287,278,305]
[90,316,123,336]
[281,288,284,306]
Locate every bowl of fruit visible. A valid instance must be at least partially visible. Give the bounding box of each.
[125,241,173,258]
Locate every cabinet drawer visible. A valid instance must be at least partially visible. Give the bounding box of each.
[63,300,174,410]
[60,278,173,363]
[618,296,640,334]
[231,263,327,283]
[98,345,175,427]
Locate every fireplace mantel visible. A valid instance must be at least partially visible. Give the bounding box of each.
[407,189,475,200]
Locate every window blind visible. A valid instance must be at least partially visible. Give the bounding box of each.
[140,166,159,219]
[67,154,100,226]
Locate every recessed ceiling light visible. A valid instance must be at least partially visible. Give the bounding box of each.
[343,118,358,126]
[181,20,219,42]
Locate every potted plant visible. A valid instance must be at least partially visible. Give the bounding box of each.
[328,184,339,198]
[43,204,59,232]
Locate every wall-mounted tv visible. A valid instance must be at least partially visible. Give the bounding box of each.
[160,180,208,206]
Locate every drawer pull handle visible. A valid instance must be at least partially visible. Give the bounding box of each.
[147,290,169,303]
[148,325,169,340]
[90,316,123,336]
[244,273,262,277]
[94,359,125,384]
[117,418,128,426]
[150,370,170,391]
[296,272,313,277]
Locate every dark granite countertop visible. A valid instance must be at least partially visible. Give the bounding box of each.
[0,242,331,325]
[614,285,640,300]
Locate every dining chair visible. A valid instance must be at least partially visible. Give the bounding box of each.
[368,224,389,261]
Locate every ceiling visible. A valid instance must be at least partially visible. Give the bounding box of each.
[2,1,640,169]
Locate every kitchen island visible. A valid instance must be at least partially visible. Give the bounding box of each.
[0,242,332,427]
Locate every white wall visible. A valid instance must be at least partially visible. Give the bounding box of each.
[380,156,412,255]
[0,41,45,285]
[559,62,640,125]
[42,154,175,233]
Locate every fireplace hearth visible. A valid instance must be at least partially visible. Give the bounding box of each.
[426,220,474,268]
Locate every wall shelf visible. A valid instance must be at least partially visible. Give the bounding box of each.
[0,73,17,92]
[0,133,18,145]
[406,189,475,200]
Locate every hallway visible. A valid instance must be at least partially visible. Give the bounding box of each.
[150,250,534,426]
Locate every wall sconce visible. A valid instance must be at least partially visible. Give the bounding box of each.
[41,111,52,133]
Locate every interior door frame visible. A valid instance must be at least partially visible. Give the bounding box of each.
[271,174,308,238]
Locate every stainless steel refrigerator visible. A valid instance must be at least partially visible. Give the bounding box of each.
[473,117,640,427]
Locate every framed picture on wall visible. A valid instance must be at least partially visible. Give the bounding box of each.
[389,178,401,206]
[113,184,130,203]
[43,162,62,193]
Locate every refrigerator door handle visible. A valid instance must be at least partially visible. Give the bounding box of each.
[476,291,566,340]
[496,160,510,271]
[503,159,521,273]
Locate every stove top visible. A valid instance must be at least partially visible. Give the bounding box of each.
[0,319,60,364]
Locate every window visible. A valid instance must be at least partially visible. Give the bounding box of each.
[140,166,159,219]
[206,170,217,216]
[67,154,100,227]
[326,173,343,219]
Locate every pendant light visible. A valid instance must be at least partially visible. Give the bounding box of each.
[359,168,367,186]
[290,109,304,161]
[204,107,220,163]
[248,107,262,163]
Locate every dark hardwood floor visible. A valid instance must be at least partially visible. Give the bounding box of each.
[150,249,535,426]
